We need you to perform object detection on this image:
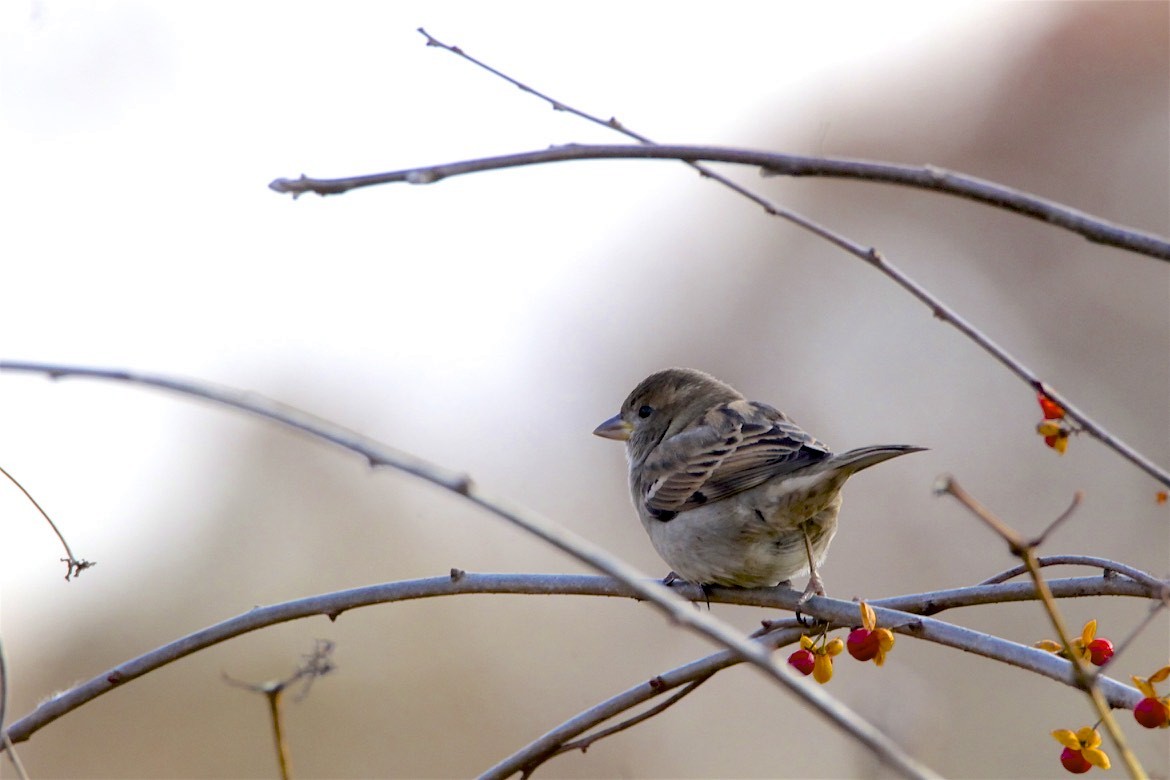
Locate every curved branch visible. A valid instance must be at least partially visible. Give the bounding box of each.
[0,363,935,778]
[980,555,1169,589]
[2,572,1152,749]
[268,144,1170,262]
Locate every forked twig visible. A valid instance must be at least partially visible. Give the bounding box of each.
[528,674,714,776]
[224,639,336,780]
[0,464,94,580]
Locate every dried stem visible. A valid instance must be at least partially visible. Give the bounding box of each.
[223,640,336,779]
[0,464,94,580]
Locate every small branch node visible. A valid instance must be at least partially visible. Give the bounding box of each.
[62,557,96,581]
[405,169,441,185]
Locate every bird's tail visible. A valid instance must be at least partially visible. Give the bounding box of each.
[833,444,926,474]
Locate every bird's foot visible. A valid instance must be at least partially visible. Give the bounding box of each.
[794,575,825,625]
[798,575,825,605]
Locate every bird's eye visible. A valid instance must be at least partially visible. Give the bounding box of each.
[637,405,653,419]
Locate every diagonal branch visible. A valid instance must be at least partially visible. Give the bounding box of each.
[484,579,1154,778]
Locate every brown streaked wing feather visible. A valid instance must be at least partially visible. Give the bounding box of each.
[642,400,831,513]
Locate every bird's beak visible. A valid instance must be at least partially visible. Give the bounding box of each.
[593,414,632,441]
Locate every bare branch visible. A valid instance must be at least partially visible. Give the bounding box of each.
[2,571,1150,750]
[268,144,1170,263]
[979,555,1168,591]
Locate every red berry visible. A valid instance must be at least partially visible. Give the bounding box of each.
[1060,747,1092,774]
[1086,638,1113,666]
[1038,394,1066,420]
[1134,697,1170,729]
[787,649,815,676]
[847,628,879,662]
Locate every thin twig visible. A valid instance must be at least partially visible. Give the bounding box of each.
[0,642,29,780]
[0,639,6,741]
[1091,600,1168,682]
[1032,490,1085,546]
[0,362,936,778]
[0,464,94,580]
[0,733,28,780]
[934,475,1027,551]
[539,675,713,770]
[979,555,1167,590]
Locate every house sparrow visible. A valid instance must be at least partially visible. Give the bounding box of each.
[594,368,924,602]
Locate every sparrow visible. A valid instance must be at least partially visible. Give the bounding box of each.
[594,368,924,602]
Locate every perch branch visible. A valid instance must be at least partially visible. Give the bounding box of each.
[1,571,1150,750]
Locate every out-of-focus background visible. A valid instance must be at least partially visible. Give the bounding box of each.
[2,2,1167,777]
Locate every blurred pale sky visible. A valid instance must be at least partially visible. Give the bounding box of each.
[2,3,1167,778]
[0,0,1024,578]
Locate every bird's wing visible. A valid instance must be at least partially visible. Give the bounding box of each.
[640,400,831,514]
